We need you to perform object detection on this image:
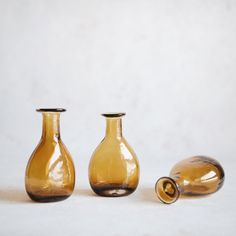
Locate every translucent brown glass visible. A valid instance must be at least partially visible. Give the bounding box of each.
[155,156,225,204]
[25,108,75,202]
[88,113,139,197]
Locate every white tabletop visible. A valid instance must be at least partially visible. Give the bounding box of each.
[0,158,235,236]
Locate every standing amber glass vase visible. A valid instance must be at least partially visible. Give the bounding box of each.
[89,113,139,197]
[155,156,225,204]
[25,108,75,202]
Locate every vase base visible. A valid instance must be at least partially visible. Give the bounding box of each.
[27,191,71,202]
[91,184,136,197]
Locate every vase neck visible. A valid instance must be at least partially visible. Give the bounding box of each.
[41,113,61,140]
[105,118,123,139]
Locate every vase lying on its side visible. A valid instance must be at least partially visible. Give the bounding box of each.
[155,156,225,204]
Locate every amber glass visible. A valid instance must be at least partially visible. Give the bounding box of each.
[155,156,225,204]
[25,108,75,202]
[88,113,139,197]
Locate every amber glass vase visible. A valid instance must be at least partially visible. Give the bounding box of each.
[155,156,225,204]
[88,113,139,197]
[25,108,75,202]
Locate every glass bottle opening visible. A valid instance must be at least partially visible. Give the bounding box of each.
[36,108,66,113]
[155,177,180,204]
[102,113,125,118]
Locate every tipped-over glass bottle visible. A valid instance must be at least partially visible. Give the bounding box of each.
[155,156,225,204]
[25,108,75,202]
[88,113,139,197]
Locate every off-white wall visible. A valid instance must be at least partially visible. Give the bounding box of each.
[0,0,236,184]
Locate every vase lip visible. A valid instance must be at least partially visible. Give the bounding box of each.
[155,176,180,204]
[36,108,66,113]
[101,113,126,118]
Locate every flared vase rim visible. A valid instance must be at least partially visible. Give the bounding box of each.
[155,176,180,204]
[36,108,66,113]
[101,113,126,118]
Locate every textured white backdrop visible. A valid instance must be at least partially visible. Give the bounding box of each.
[0,0,235,235]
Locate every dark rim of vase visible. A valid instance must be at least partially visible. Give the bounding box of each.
[101,113,126,118]
[155,176,180,204]
[36,108,66,112]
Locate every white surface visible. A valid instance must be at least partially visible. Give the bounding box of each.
[0,0,236,235]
